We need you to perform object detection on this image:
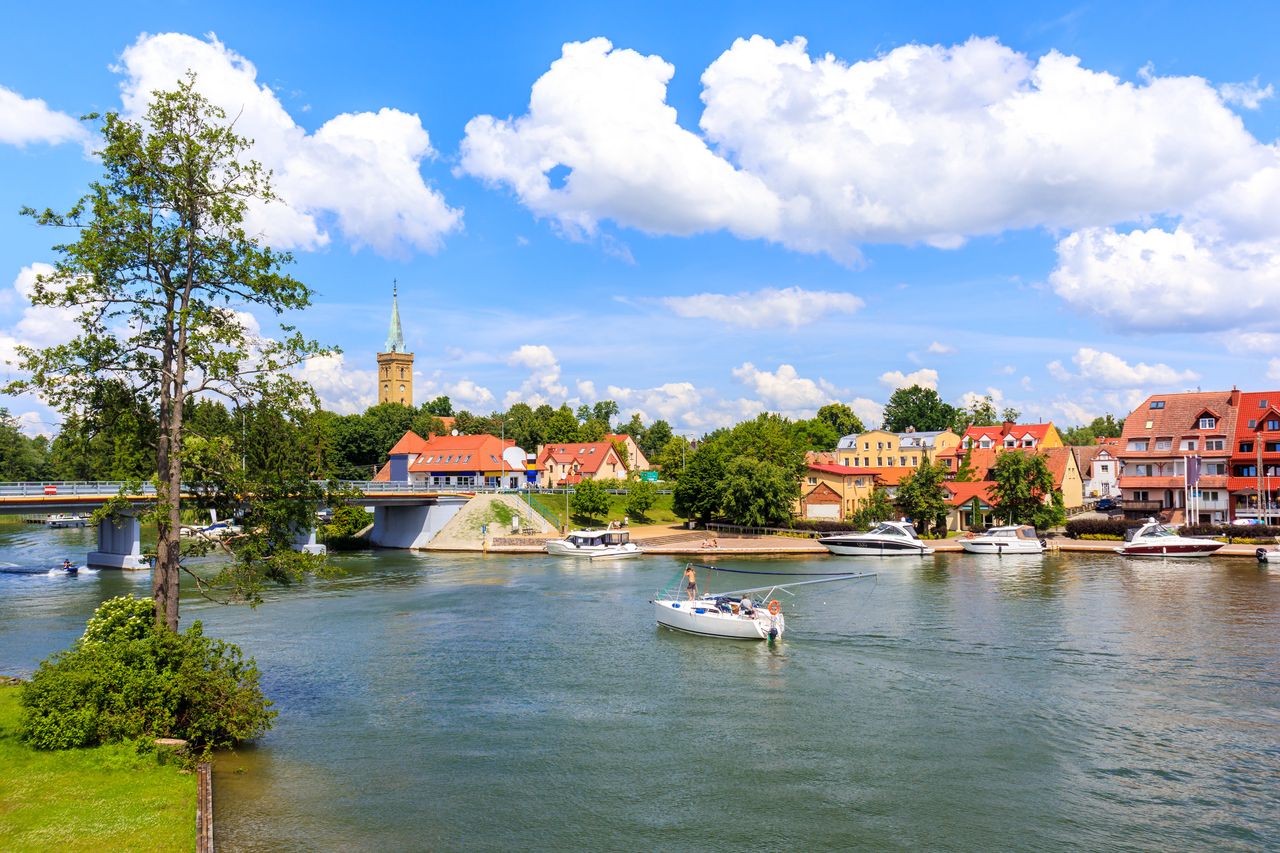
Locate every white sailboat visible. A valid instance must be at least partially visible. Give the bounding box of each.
[651,564,876,641]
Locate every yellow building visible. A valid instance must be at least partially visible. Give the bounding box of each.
[377,284,414,407]
[837,429,960,469]
[798,463,882,519]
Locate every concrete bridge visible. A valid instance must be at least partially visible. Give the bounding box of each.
[0,481,477,569]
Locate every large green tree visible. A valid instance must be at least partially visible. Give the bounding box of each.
[895,460,948,535]
[8,76,330,630]
[882,386,958,433]
[989,451,1063,527]
[1061,414,1124,446]
[720,457,795,527]
[816,402,865,439]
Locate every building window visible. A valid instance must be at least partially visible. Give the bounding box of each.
[1205,463,1226,475]
[1126,439,1149,451]
[1179,439,1197,451]
[1205,439,1223,451]
[807,477,817,485]
[980,438,992,448]
[1269,419,1280,431]
[1133,464,1153,477]
[1150,401,1165,409]
[1249,420,1258,429]
[1235,465,1257,477]
[1023,438,1034,447]
[855,478,864,487]
[1133,490,1149,502]
[1241,441,1255,453]
[877,457,883,466]
[1155,439,1172,451]
[1267,442,1280,453]
[1203,491,1219,501]
[1199,416,1216,429]
[900,456,907,466]
[1261,399,1269,408]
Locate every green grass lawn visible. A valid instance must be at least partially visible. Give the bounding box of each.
[530,491,681,529]
[0,685,196,852]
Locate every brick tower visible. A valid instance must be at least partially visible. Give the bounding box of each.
[377,282,413,406]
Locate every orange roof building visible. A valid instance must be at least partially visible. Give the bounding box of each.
[377,430,534,489]
[536,441,629,487]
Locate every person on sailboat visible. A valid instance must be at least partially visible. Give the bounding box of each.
[684,565,697,600]
[740,596,755,618]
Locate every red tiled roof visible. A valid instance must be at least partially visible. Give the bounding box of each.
[803,482,843,504]
[807,463,882,477]
[1119,391,1237,459]
[851,466,915,486]
[951,447,1075,488]
[943,481,995,506]
[958,423,1054,445]
[373,461,391,482]
[384,431,523,473]
[536,441,624,475]
[388,430,428,456]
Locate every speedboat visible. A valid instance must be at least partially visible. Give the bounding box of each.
[960,525,1046,555]
[545,529,642,559]
[818,520,934,556]
[651,563,875,641]
[1114,519,1224,558]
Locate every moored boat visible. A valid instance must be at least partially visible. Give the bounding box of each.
[818,520,934,556]
[1114,518,1224,558]
[545,529,642,559]
[45,514,87,529]
[960,525,1046,555]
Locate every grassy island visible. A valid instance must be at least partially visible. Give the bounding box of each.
[0,684,195,852]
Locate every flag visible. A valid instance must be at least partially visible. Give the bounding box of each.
[1186,455,1201,488]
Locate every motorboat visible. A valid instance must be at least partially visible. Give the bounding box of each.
[45,514,87,529]
[960,525,1046,555]
[651,563,876,641]
[545,529,642,559]
[817,520,934,556]
[180,520,242,539]
[1114,519,1224,558]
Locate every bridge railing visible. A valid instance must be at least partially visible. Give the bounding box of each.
[0,481,161,497]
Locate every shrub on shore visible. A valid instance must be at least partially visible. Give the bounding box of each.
[1181,523,1280,540]
[20,595,274,752]
[1064,518,1135,539]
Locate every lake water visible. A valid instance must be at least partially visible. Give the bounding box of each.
[1,522,1277,851]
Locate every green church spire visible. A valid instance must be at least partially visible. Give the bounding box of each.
[385,280,405,353]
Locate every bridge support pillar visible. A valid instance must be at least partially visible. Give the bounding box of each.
[87,511,148,570]
[292,525,326,556]
[370,497,469,549]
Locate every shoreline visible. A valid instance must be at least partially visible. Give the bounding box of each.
[426,537,1274,560]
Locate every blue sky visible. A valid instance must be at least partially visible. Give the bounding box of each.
[3,1,1280,436]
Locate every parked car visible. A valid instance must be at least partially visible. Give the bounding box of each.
[1095,498,1115,511]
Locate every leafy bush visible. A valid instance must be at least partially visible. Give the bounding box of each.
[570,478,609,520]
[624,478,656,518]
[1064,518,1134,539]
[1080,533,1124,541]
[20,595,274,751]
[1181,524,1280,540]
[322,505,373,550]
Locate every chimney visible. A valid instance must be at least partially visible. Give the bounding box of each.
[1230,386,1241,407]
[1001,420,1015,436]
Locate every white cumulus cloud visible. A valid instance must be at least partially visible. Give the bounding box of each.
[662,286,863,329]
[117,32,462,256]
[504,344,568,407]
[0,86,87,147]
[1219,79,1274,110]
[1048,347,1198,388]
[879,368,939,391]
[463,35,1265,262]
[732,362,840,412]
[926,341,955,355]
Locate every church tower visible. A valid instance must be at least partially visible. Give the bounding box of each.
[377,283,414,406]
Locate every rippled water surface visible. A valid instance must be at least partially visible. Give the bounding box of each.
[1,521,1277,851]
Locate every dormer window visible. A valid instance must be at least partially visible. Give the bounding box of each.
[1022,438,1034,447]
[1261,399,1269,408]
[980,438,993,448]
[1199,416,1216,429]
[1004,437,1016,447]
[1150,400,1165,409]
[1269,419,1280,432]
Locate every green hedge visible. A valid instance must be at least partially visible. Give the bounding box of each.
[1181,523,1280,540]
[1064,518,1134,539]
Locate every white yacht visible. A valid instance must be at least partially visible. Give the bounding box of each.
[818,520,934,556]
[960,525,1046,555]
[545,529,642,559]
[1114,519,1223,558]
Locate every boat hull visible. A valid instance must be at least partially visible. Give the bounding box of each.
[1114,544,1222,558]
[545,541,643,558]
[960,541,1044,555]
[653,599,783,640]
[818,538,933,557]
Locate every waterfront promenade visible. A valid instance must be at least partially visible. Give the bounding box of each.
[477,522,1276,558]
